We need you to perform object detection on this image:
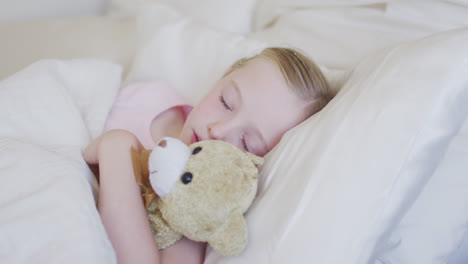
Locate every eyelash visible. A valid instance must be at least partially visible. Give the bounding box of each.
[241,135,250,152]
[219,95,231,111]
[219,95,250,152]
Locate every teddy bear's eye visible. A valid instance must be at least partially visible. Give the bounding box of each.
[181,172,193,184]
[192,147,202,155]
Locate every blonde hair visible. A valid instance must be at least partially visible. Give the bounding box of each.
[226,47,335,118]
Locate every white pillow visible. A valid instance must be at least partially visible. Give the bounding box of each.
[203,28,468,263]
[0,59,122,263]
[447,230,468,264]
[254,0,388,30]
[374,116,468,263]
[125,4,267,105]
[251,1,468,69]
[125,4,348,105]
[107,0,257,34]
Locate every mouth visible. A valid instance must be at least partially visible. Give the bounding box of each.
[190,130,200,144]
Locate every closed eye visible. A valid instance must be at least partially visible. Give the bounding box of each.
[241,135,250,152]
[219,95,231,111]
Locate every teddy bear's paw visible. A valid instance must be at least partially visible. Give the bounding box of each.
[207,209,248,257]
[148,209,183,249]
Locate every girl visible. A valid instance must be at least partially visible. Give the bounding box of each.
[83,47,335,264]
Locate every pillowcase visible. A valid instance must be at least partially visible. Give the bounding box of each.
[251,1,468,69]
[107,0,258,34]
[125,4,348,105]
[124,4,265,105]
[374,113,468,263]
[447,230,468,264]
[254,0,388,30]
[203,28,468,263]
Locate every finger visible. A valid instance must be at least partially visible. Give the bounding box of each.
[82,137,101,164]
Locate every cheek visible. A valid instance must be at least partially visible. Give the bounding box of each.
[182,95,215,128]
[194,93,221,117]
[180,107,203,144]
[181,86,224,132]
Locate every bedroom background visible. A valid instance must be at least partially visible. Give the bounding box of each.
[0,1,467,264]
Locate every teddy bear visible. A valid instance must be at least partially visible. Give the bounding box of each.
[131,137,263,257]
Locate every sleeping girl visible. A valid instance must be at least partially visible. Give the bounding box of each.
[83,47,335,264]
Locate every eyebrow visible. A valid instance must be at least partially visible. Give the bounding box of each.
[230,79,270,153]
[230,79,242,104]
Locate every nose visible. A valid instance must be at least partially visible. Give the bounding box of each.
[208,118,236,142]
[208,121,226,140]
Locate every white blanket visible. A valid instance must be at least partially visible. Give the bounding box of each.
[0,59,121,264]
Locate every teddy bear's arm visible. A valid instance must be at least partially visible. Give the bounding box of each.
[131,147,156,208]
[147,201,183,249]
[244,151,264,168]
[207,209,248,257]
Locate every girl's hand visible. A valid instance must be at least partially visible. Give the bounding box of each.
[83,129,142,166]
[83,129,142,181]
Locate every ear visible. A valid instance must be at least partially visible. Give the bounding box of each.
[244,151,264,169]
[207,209,248,257]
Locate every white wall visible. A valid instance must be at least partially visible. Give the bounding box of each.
[0,0,108,21]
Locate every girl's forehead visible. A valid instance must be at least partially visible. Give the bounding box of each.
[234,57,278,77]
[230,58,285,93]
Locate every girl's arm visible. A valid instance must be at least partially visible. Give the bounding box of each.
[83,129,206,264]
[84,129,160,264]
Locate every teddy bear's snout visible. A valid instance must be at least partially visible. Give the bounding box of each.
[158,139,167,148]
[148,137,191,197]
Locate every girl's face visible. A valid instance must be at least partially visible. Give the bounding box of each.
[180,58,308,157]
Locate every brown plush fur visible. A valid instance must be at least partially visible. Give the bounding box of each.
[132,140,262,256]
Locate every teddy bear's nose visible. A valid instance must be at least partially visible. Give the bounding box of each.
[158,140,167,148]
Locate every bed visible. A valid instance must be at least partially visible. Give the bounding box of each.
[1,1,467,263]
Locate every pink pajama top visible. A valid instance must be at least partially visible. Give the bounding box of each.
[103,81,193,150]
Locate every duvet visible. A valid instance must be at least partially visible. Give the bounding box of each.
[0,59,121,264]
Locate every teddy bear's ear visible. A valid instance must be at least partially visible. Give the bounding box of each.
[207,209,248,257]
[244,151,264,169]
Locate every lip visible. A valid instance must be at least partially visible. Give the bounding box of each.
[190,130,200,144]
